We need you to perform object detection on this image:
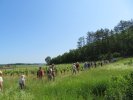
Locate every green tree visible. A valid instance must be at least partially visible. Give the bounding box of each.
[45,56,51,65]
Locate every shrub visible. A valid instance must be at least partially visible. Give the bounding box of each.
[91,81,108,97]
[112,52,121,58]
[105,72,133,100]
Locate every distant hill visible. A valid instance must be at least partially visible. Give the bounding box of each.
[0,63,45,67]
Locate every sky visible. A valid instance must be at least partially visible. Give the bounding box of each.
[0,0,133,64]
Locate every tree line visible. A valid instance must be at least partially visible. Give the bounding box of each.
[46,19,133,64]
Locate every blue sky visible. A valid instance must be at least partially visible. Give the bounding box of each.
[0,0,133,64]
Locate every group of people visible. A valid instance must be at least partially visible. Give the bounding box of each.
[0,64,56,91]
[0,70,26,91]
[72,62,80,74]
[71,61,104,74]
[83,60,109,70]
[0,60,110,91]
[37,64,57,81]
[83,61,97,69]
[0,71,25,91]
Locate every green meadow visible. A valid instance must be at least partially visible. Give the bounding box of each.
[0,58,133,100]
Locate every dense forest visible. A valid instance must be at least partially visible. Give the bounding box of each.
[48,19,133,64]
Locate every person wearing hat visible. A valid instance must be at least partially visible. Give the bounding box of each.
[19,74,26,89]
[0,71,3,91]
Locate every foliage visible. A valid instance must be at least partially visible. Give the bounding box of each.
[1,58,133,100]
[50,19,133,64]
[105,72,133,100]
[45,56,51,65]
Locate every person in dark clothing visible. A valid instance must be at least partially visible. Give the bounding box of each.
[84,62,88,70]
[88,62,90,69]
[100,61,103,67]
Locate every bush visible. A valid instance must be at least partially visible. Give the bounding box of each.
[112,52,121,58]
[105,72,133,100]
[91,81,108,97]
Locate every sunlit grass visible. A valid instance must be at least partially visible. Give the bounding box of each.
[0,58,133,100]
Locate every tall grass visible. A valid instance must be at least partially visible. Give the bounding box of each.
[0,58,133,100]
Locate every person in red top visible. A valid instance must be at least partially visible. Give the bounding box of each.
[37,67,44,79]
[76,62,80,73]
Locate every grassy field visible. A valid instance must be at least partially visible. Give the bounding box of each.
[0,58,133,100]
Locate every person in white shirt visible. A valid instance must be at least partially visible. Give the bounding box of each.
[19,75,25,89]
[0,71,3,91]
[72,63,77,74]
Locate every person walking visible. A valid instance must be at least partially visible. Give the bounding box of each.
[72,63,77,75]
[19,74,26,89]
[37,67,44,79]
[76,62,80,72]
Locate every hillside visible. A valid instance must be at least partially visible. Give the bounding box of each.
[49,20,133,64]
[0,57,133,100]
